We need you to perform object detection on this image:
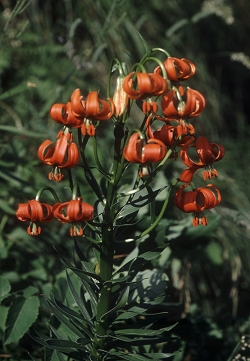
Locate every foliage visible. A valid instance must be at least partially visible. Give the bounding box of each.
[1,0,250,360]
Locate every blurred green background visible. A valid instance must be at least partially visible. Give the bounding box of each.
[1,0,250,360]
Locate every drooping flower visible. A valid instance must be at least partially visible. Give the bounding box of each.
[71,89,114,120]
[122,72,168,100]
[160,86,205,121]
[52,197,94,236]
[38,130,80,181]
[179,136,225,182]
[70,89,115,135]
[16,199,54,235]
[49,102,83,128]
[154,57,196,81]
[174,183,221,226]
[146,116,195,153]
[123,132,167,164]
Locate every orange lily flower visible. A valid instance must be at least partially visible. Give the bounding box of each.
[160,86,205,121]
[70,89,115,135]
[154,57,196,81]
[38,131,80,182]
[52,198,94,236]
[16,199,54,235]
[49,102,83,128]
[179,136,225,182]
[174,183,221,226]
[122,72,168,100]
[146,116,195,150]
[123,132,167,164]
[71,89,115,121]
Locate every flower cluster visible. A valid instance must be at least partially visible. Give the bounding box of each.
[16,196,94,236]
[16,47,225,235]
[121,55,224,226]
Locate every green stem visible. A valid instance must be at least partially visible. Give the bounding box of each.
[92,136,111,178]
[92,134,122,358]
[35,186,60,203]
[138,178,179,239]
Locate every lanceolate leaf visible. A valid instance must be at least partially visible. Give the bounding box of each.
[46,298,92,336]
[50,296,93,339]
[46,339,91,350]
[61,256,102,285]
[100,286,130,321]
[80,283,97,317]
[115,323,177,337]
[4,296,39,345]
[114,351,176,360]
[115,186,167,221]
[66,271,93,324]
[136,30,151,57]
[113,249,161,278]
[115,295,165,321]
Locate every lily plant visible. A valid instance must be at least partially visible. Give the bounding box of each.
[16,39,225,360]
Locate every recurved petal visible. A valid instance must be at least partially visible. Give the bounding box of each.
[179,167,199,183]
[153,125,175,146]
[161,89,180,119]
[122,72,140,99]
[16,202,31,221]
[49,103,68,124]
[67,199,94,221]
[123,133,142,162]
[175,185,205,212]
[59,142,80,169]
[38,140,54,165]
[71,88,86,117]
[180,146,203,168]
[198,184,221,209]
[86,91,114,120]
[52,202,69,223]
[141,143,165,163]
[48,135,69,165]
[185,88,206,117]
[16,200,53,222]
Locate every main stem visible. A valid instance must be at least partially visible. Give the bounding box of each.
[92,136,122,359]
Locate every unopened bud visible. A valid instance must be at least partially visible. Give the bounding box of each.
[113,75,128,117]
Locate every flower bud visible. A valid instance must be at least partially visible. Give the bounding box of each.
[113,75,128,117]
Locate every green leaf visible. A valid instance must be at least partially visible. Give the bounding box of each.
[61,256,102,284]
[111,351,176,361]
[80,281,97,318]
[46,298,92,337]
[136,31,151,56]
[115,323,177,337]
[113,352,153,361]
[0,125,47,138]
[46,339,90,350]
[100,286,130,321]
[115,295,165,321]
[21,286,38,298]
[0,305,8,333]
[4,296,40,344]
[0,276,11,303]
[51,297,93,339]
[116,186,167,221]
[113,248,161,276]
[66,272,93,324]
